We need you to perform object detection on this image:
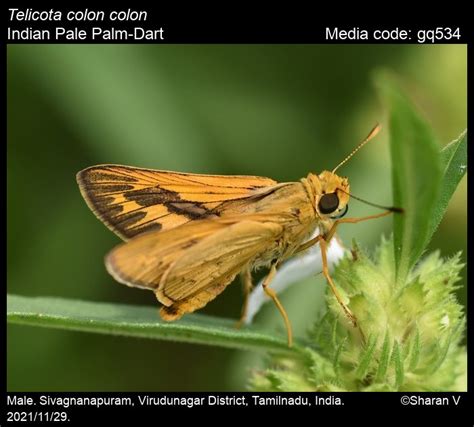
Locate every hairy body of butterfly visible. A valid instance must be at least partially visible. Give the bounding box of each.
[77,126,397,346]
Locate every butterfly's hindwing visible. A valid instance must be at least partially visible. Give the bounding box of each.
[105,216,283,318]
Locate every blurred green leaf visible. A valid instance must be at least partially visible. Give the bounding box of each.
[428,130,467,240]
[9,45,213,170]
[377,75,443,283]
[7,295,305,355]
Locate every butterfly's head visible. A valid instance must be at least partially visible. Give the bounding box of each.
[313,171,350,219]
[308,124,381,219]
[305,124,403,220]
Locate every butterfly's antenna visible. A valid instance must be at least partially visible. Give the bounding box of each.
[338,187,403,213]
[332,124,381,174]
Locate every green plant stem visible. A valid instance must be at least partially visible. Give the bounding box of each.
[7,294,307,355]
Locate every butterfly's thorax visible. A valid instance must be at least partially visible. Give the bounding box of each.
[219,180,320,268]
[230,171,349,269]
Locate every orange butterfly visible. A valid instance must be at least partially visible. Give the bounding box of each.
[77,125,400,346]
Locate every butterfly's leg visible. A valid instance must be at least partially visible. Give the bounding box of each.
[295,211,394,324]
[296,234,356,326]
[262,261,293,347]
[320,236,367,343]
[235,265,253,329]
[317,236,357,326]
[325,210,393,242]
[295,211,393,256]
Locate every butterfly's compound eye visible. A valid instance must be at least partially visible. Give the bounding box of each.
[318,192,340,214]
[331,203,348,219]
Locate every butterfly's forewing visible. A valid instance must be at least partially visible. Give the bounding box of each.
[77,165,277,240]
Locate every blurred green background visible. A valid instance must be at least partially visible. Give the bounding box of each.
[7,44,466,391]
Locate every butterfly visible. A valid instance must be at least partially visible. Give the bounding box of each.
[77,124,400,346]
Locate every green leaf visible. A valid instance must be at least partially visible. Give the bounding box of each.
[333,336,347,377]
[375,330,391,382]
[377,75,443,283]
[391,340,404,389]
[428,130,467,241]
[408,327,421,371]
[355,334,378,380]
[428,320,463,375]
[7,294,303,355]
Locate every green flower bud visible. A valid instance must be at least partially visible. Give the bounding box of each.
[250,236,466,391]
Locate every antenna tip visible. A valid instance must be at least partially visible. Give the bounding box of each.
[369,123,382,138]
[390,206,404,214]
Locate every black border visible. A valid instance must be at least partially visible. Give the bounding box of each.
[4,8,471,422]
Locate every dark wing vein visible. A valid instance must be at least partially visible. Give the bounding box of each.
[77,164,278,240]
